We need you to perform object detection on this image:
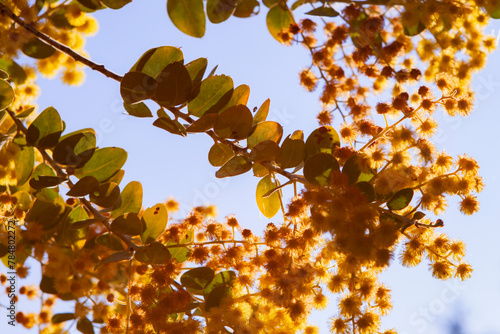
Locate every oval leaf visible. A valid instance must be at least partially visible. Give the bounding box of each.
[110,181,143,218]
[303,153,340,186]
[95,233,125,251]
[215,156,252,178]
[26,106,63,149]
[186,113,218,133]
[74,147,127,182]
[141,203,168,244]
[67,176,99,197]
[214,105,253,140]
[207,0,237,23]
[266,4,293,42]
[111,213,144,236]
[135,241,171,264]
[208,142,234,167]
[130,46,184,78]
[181,267,215,291]
[276,134,305,169]
[247,121,283,149]
[305,7,339,17]
[342,154,375,184]
[387,188,414,210]
[305,126,340,159]
[22,38,56,59]
[256,175,280,218]
[52,313,76,324]
[188,75,233,117]
[167,0,206,38]
[0,79,15,111]
[123,102,153,118]
[53,129,96,167]
[249,140,279,162]
[155,61,192,108]
[120,71,157,105]
[89,182,121,208]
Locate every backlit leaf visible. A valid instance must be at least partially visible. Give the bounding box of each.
[155,62,192,108]
[130,46,184,79]
[208,142,234,167]
[120,71,157,105]
[249,140,279,162]
[215,156,252,178]
[266,4,293,42]
[111,181,143,218]
[253,98,270,125]
[188,75,233,117]
[0,79,14,111]
[305,126,340,159]
[74,147,127,182]
[153,117,187,137]
[181,267,215,292]
[135,241,171,264]
[53,129,96,167]
[247,121,283,149]
[67,176,99,197]
[214,105,253,140]
[207,0,237,23]
[256,175,280,218]
[186,113,218,133]
[342,154,375,184]
[305,6,339,17]
[276,134,305,169]
[95,233,125,251]
[304,153,340,186]
[141,203,168,244]
[222,84,250,112]
[101,0,131,9]
[234,0,259,17]
[111,213,144,236]
[123,102,153,118]
[89,182,121,208]
[387,188,414,210]
[14,144,34,186]
[0,59,27,85]
[52,313,75,324]
[26,106,63,149]
[76,317,94,334]
[95,250,132,269]
[22,38,56,59]
[167,0,206,38]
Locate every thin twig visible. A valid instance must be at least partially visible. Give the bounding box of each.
[0,3,123,82]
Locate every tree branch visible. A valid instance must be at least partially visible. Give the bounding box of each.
[0,3,123,82]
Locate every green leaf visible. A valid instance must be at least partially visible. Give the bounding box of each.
[135,241,171,264]
[413,211,426,220]
[123,102,153,118]
[0,69,8,80]
[101,0,131,9]
[0,79,15,111]
[207,0,237,23]
[89,182,121,208]
[26,106,63,149]
[215,156,252,178]
[26,199,65,230]
[141,203,168,244]
[342,154,375,184]
[387,188,414,210]
[69,218,101,230]
[0,59,27,85]
[96,250,132,269]
[95,233,125,251]
[263,0,278,8]
[76,317,95,334]
[233,0,259,17]
[305,126,340,159]
[51,313,76,324]
[153,117,187,137]
[155,62,192,108]
[188,75,234,117]
[16,106,35,118]
[76,0,101,11]
[353,181,375,202]
[53,129,96,167]
[256,175,280,218]
[214,105,253,140]
[208,142,234,167]
[249,140,279,162]
[67,176,99,197]
[252,162,269,177]
[303,153,340,186]
[222,84,250,112]
[22,38,56,59]
[14,145,35,186]
[111,213,144,236]
[130,46,184,79]
[253,98,270,125]
[49,9,75,29]
[186,58,208,87]
[167,0,206,38]
[181,267,215,292]
[74,147,127,182]
[403,21,426,36]
[247,121,283,149]
[205,270,236,294]
[291,0,306,10]
[12,191,31,211]
[120,71,157,105]
[111,181,143,218]
[186,113,218,133]
[66,207,90,241]
[276,134,305,169]
[266,4,293,42]
[205,284,232,311]
[29,175,66,190]
[305,6,339,17]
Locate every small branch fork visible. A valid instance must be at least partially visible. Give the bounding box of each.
[0,2,123,82]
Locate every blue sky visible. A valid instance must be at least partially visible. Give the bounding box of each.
[4,1,500,333]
